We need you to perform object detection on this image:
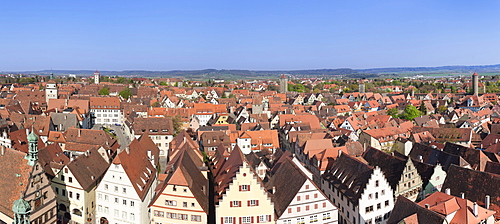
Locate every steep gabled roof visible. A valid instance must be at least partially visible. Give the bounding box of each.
[67,147,109,190]
[418,191,496,224]
[213,146,247,202]
[322,153,374,205]
[114,139,157,201]
[150,148,209,213]
[265,157,307,217]
[442,165,500,219]
[387,195,446,224]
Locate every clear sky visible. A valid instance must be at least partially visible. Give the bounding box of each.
[1,0,499,71]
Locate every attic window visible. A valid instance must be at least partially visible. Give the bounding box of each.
[161,129,168,132]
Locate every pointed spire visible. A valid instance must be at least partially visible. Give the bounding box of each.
[25,129,39,166]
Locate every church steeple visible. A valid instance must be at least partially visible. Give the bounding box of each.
[24,130,38,166]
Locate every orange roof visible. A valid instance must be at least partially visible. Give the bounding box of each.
[418,192,496,224]
[90,96,120,109]
[279,114,322,130]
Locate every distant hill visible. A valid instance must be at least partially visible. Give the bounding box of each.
[5,64,500,79]
[359,64,500,74]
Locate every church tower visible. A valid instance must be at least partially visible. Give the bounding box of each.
[45,80,57,103]
[25,131,38,166]
[279,74,288,93]
[94,70,100,84]
[359,80,365,93]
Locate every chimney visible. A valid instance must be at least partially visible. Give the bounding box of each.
[272,186,276,194]
[445,188,451,195]
[460,192,465,199]
[125,147,130,154]
[78,129,81,137]
[485,195,490,210]
[25,128,29,136]
[338,150,342,158]
[1,145,4,156]
[425,204,430,209]
[473,202,478,217]
[418,155,423,163]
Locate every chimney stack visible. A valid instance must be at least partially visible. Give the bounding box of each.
[1,145,5,156]
[460,192,465,199]
[473,202,478,217]
[78,129,81,137]
[272,186,276,194]
[486,195,490,210]
[338,150,342,158]
[445,188,451,195]
[418,155,423,163]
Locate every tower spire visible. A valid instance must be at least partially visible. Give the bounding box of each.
[24,129,38,166]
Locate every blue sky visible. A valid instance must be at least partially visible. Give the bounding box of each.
[1,0,499,71]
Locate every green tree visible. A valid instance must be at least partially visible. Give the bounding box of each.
[159,81,168,86]
[172,115,183,135]
[387,108,399,118]
[419,101,427,115]
[99,88,110,95]
[437,105,448,113]
[119,88,133,100]
[400,105,422,121]
[151,101,160,107]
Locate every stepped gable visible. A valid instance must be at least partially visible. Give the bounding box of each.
[322,153,374,205]
[214,146,248,203]
[362,147,407,191]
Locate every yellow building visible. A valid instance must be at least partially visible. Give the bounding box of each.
[214,146,274,224]
[150,146,210,224]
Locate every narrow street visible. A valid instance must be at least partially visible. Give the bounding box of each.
[92,124,131,150]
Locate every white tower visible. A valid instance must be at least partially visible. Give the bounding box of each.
[94,70,100,84]
[45,81,58,103]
